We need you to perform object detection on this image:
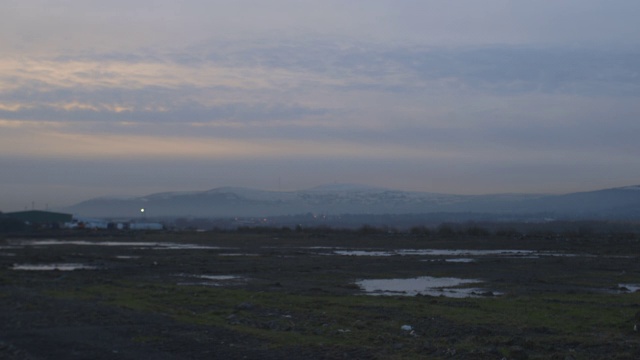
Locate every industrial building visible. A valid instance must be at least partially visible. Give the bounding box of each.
[2,210,73,228]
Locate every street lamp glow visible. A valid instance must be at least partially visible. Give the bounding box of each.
[140,208,145,213]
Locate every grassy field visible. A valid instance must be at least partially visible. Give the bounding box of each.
[42,280,639,359]
[1,230,640,359]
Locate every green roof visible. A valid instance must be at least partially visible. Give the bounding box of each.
[4,210,73,224]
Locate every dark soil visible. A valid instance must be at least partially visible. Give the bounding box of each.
[1,231,640,359]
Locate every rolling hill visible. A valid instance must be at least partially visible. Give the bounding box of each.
[63,184,640,221]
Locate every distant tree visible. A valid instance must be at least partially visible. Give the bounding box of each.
[495,228,522,238]
[465,226,491,237]
[436,223,457,237]
[358,224,383,234]
[410,226,431,236]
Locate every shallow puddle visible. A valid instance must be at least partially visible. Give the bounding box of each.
[197,275,240,280]
[174,273,244,287]
[335,249,537,257]
[445,258,476,263]
[155,244,223,250]
[12,263,98,271]
[334,250,394,257]
[423,258,476,263]
[218,253,260,257]
[356,276,497,298]
[399,249,536,256]
[618,284,640,292]
[331,249,587,259]
[9,239,222,250]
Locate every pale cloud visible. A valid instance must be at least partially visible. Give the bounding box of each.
[2,44,639,127]
[0,119,69,130]
[4,0,640,54]
[0,58,291,91]
[1,116,636,167]
[0,103,26,112]
[1,1,640,210]
[0,128,446,161]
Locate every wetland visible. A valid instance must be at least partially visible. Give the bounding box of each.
[1,230,640,359]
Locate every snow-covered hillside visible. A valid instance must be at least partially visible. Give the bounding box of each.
[64,184,640,220]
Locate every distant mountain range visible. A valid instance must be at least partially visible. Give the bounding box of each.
[62,184,640,221]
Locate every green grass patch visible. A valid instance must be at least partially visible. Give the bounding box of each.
[45,280,640,359]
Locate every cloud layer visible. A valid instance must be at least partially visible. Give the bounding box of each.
[1,1,640,210]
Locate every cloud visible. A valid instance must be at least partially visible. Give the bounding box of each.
[0,126,453,161]
[0,101,329,124]
[1,1,640,210]
[2,40,639,167]
[4,0,640,54]
[2,43,639,130]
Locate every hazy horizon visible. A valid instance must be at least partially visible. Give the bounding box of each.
[6,181,640,213]
[2,1,640,211]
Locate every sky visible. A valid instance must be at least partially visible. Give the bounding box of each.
[2,0,640,211]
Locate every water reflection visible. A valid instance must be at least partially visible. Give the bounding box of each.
[356,276,496,298]
[618,283,640,292]
[335,249,536,257]
[9,239,222,250]
[12,263,98,271]
[174,273,244,287]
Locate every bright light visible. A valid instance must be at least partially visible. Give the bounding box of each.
[140,208,145,213]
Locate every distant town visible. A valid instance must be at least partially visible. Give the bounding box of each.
[0,210,163,232]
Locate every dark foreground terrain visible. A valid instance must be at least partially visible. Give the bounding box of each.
[1,230,639,359]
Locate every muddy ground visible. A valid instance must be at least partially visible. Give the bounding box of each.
[1,230,639,359]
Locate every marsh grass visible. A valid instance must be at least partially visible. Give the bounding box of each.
[46,280,640,358]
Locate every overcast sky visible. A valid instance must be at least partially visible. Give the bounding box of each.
[2,1,640,211]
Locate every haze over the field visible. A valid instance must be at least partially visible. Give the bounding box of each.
[2,1,640,211]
